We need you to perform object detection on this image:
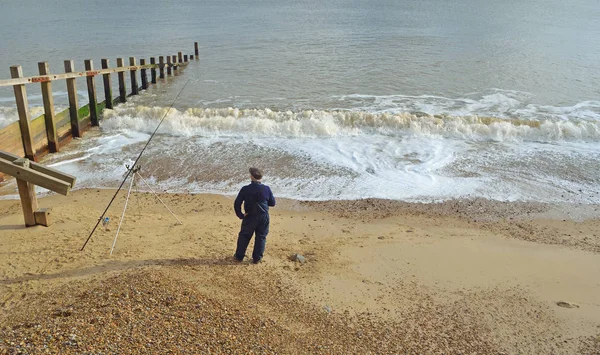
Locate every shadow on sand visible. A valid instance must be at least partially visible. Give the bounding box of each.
[0,224,26,231]
[0,257,244,285]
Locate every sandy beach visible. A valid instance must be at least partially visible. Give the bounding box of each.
[0,189,598,354]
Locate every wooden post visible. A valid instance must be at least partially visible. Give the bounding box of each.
[172,55,178,73]
[14,158,38,227]
[178,52,183,64]
[129,57,138,95]
[194,42,199,57]
[150,57,157,84]
[190,55,194,60]
[84,60,99,127]
[140,59,148,90]
[159,56,165,79]
[64,60,81,138]
[166,56,172,76]
[37,62,59,153]
[10,66,36,161]
[101,59,113,109]
[117,58,127,103]
[184,55,188,62]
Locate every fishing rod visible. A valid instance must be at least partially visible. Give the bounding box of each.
[80,78,192,251]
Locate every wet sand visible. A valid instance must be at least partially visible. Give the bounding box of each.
[1,189,599,353]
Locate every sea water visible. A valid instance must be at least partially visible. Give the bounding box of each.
[0,0,599,203]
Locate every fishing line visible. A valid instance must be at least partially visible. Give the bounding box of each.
[80,78,192,251]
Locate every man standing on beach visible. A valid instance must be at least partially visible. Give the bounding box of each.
[233,168,276,264]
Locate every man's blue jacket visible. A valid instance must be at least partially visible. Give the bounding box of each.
[234,181,276,219]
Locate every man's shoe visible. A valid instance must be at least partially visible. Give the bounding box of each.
[233,255,244,262]
[252,258,262,264]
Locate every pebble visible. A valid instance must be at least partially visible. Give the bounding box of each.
[290,253,306,264]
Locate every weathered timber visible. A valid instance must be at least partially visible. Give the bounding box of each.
[101,59,113,109]
[129,57,139,95]
[10,66,36,161]
[64,60,81,138]
[13,158,38,226]
[0,64,161,87]
[0,157,72,196]
[140,59,148,90]
[117,58,127,103]
[84,60,99,126]
[150,57,157,84]
[172,55,178,72]
[195,42,199,56]
[178,52,183,64]
[184,55,188,62]
[159,56,165,79]
[37,62,59,153]
[0,150,76,187]
[166,56,172,76]
[0,153,75,227]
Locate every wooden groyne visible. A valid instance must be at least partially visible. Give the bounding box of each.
[0,42,201,182]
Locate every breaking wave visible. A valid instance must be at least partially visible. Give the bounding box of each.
[101,105,600,143]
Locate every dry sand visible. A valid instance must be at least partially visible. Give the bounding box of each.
[0,188,599,354]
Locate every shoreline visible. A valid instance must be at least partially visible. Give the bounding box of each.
[1,182,598,220]
[1,188,599,353]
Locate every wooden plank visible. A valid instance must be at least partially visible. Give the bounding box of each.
[55,107,72,143]
[38,62,59,153]
[195,42,199,56]
[54,108,71,133]
[129,57,139,95]
[84,60,99,126]
[101,59,113,110]
[0,141,25,158]
[0,157,71,195]
[13,158,38,226]
[64,60,81,138]
[159,56,165,79]
[0,150,77,187]
[0,120,22,139]
[117,58,127,103]
[30,113,49,152]
[166,56,172,76]
[140,59,148,90]
[150,57,157,83]
[10,66,36,161]
[0,64,162,87]
[0,122,25,153]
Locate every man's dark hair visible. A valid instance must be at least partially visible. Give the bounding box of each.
[249,167,263,180]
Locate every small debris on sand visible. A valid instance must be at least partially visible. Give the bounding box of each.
[290,253,306,264]
[556,301,580,309]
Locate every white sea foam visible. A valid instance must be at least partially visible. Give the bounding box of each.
[100,104,600,143]
[2,93,599,204]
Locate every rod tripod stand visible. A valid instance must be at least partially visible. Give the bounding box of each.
[110,165,182,255]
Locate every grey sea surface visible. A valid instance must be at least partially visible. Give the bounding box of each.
[0,0,598,108]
